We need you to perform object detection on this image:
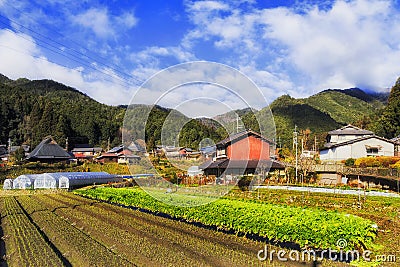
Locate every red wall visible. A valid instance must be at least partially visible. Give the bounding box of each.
[226,135,270,160]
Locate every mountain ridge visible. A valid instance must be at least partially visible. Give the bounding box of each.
[0,74,391,150]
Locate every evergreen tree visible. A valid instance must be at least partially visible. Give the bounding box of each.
[375,78,400,138]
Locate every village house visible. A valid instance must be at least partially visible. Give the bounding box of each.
[71,145,102,161]
[0,145,7,161]
[390,135,400,156]
[319,125,396,161]
[96,142,142,164]
[27,136,72,163]
[200,130,284,176]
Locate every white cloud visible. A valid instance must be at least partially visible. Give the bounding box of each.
[72,8,113,38]
[259,0,400,91]
[130,46,196,70]
[116,11,138,28]
[72,7,138,39]
[183,0,400,95]
[188,1,230,12]
[0,29,135,105]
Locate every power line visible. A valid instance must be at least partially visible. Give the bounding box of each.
[0,11,144,86]
[0,44,135,93]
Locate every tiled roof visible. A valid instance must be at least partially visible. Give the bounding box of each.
[200,159,285,170]
[27,137,71,160]
[328,124,374,135]
[322,135,396,150]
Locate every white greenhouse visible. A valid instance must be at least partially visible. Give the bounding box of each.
[48,173,70,189]
[13,174,37,189]
[3,179,13,190]
[5,172,122,190]
[33,173,57,189]
[52,172,122,189]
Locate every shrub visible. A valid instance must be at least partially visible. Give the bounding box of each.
[344,158,355,166]
[376,156,399,167]
[355,157,380,167]
[354,156,400,168]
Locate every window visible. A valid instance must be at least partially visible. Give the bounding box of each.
[366,147,379,155]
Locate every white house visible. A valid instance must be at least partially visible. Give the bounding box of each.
[325,125,373,146]
[320,125,396,161]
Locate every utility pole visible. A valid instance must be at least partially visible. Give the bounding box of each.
[7,138,11,154]
[314,136,317,153]
[236,114,244,133]
[293,125,298,183]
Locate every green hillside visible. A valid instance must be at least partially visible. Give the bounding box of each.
[303,89,384,124]
[0,75,223,150]
[0,74,392,152]
[229,88,388,149]
[0,78,124,148]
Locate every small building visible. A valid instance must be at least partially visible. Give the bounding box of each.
[96,152,119,163]
[96,145,142,164]
[390,135,400,156]
[200,130,283,176]
[71,146,102,161]
[187,166,203,177]
[324,125,374,147]
[10,145,30,155]
[127,141,145,153]
[320,125,396,161]
[26,136,72,163]
[0,145,7,161]
[215,130,272,161]
[118,154,141,164]
[200,145,216,158]
[163,146,181,157]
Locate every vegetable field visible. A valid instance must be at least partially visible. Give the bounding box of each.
[75,187,378,251]
[1,192,311,267]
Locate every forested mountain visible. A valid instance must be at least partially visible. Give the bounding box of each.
[268,88,388,148]
[0,77,124,149]
[123,104,223,150]
[213,87,389,149]
[0,75,223,150]
[0,74,394,151]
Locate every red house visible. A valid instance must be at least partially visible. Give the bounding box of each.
[200,130,284,177]
[216,130,271,160]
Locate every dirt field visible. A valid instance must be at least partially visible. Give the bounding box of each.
[0,191,320,267]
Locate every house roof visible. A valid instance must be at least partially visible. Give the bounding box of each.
[71,147,102,153]
[321,135,396,150]
[200,158,285,170]
[0,145,8,156]
[391,135,400,144]
[216,130,273,147]
[96,153,119,159]
[10,145,30,153]
[27,137,71,160]
[127,141,145,152]
[328,124,374,135]
[107,145,124,153]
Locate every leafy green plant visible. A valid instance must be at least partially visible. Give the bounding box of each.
[75,187,378,251]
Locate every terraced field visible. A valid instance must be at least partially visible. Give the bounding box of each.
[0,192,312,267]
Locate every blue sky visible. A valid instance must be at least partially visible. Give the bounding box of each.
[0,0,400,114]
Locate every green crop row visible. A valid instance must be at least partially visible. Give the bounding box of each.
[0,197,64,267]
[75,187,378,251]
[16,195,131,267]
[37,193,267,266]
